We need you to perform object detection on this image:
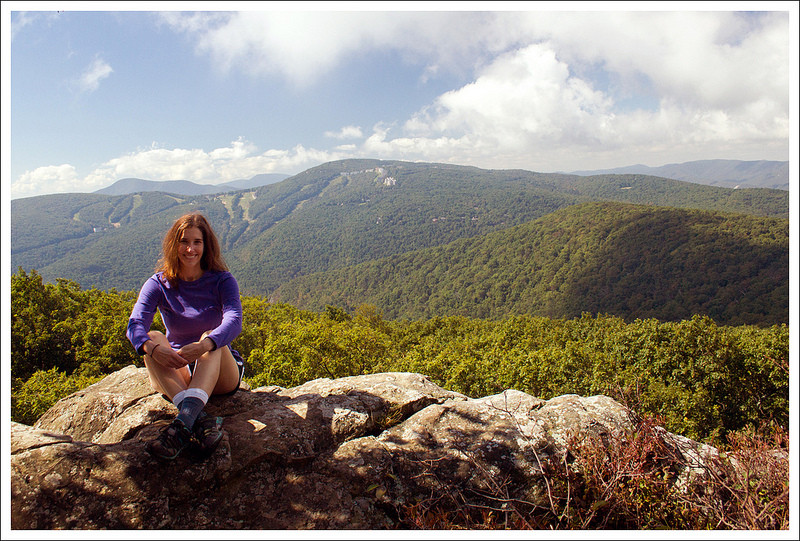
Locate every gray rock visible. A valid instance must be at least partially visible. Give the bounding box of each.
[11,366,719,529]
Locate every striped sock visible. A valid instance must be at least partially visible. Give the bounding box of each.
[175,388,209,430]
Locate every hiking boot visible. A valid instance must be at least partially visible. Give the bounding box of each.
[193,414,224,454]
[147,418,193,460]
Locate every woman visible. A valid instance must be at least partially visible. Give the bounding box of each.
[127,213,244,460]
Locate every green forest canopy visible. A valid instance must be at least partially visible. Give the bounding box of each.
[274,202,788,326]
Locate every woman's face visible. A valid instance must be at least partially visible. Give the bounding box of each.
[178,226,204,274]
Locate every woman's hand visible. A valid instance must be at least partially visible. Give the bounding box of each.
[176,337,214,364]
[149,342,190,370]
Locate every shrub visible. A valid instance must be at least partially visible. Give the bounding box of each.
[11,368,102,426]
[691,424,790,529]
[394,416,789,530]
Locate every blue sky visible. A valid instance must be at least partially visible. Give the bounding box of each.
[3,2,797,199]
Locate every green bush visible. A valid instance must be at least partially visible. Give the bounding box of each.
[11,368,102,426]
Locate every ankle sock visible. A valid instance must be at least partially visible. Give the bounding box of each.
[172,390,187,409]
[175,388,209,430]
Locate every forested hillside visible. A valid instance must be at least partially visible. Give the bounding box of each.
[10,159,789,297]
[273,202,788,326]
[11,161,790,440]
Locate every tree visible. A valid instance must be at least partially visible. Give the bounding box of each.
[11,269,81,381]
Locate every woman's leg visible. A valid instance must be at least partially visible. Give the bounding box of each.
[144,332,195,460]
[146,331,239,459]
[173,333,239,453]
[143,331,191,401]
[188,331,242,397]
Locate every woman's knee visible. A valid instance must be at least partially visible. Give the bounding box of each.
[144,355,191,393]
[213,346,241,395]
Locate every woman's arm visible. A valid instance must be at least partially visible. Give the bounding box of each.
[176,336,215,363]
[126,276,163,355]
[203,273,243,350]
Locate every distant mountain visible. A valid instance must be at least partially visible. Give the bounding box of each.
[94,178,220,196]
[568,159,789,190]
[11,159,788,324]
[94,173,289,196]
[214,173,290,191]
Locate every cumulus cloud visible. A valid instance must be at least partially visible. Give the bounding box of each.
[419,12,786,169]
[160,11,512,86]
[76,57,113,93]
[11,140,348,199]
[406,44,615,148]
[160,10,787,107]
[506,11,789,112]
[12,164,83,199]
[387,17,790,172]
[324,126,364,139]
[156,9,789,171]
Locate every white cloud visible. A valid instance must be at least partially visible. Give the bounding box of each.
[156,9,789,172]
[76,57,113,93]
[161,10,787,107]
[506,11,789,112]
[324,126,363,140]
[208,137,258,160]
[366,11,789,171]
[160,11,512,87]
[12,164,82,199]
[406,44,615,148]
[11,140,349,199]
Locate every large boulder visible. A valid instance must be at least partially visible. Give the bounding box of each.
[11,366,718,529]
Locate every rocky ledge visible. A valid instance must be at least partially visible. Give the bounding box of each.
[11,366,719,529]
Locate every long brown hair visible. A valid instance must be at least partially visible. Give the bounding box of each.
[156,213,227,284]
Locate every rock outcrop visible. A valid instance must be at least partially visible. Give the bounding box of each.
[11,366,718,529]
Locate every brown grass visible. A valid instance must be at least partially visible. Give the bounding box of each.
[394,416,789,530]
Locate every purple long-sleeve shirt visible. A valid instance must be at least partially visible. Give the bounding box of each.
[127,270,243,355]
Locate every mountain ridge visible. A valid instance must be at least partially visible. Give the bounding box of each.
[93,173,289,196]
[87,159,789,197]
[568,159,789,190]
[10,158,789,325]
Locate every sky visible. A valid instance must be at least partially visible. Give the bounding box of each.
[2,2,797,200]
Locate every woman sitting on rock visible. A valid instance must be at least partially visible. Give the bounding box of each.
[127,212,244,460]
